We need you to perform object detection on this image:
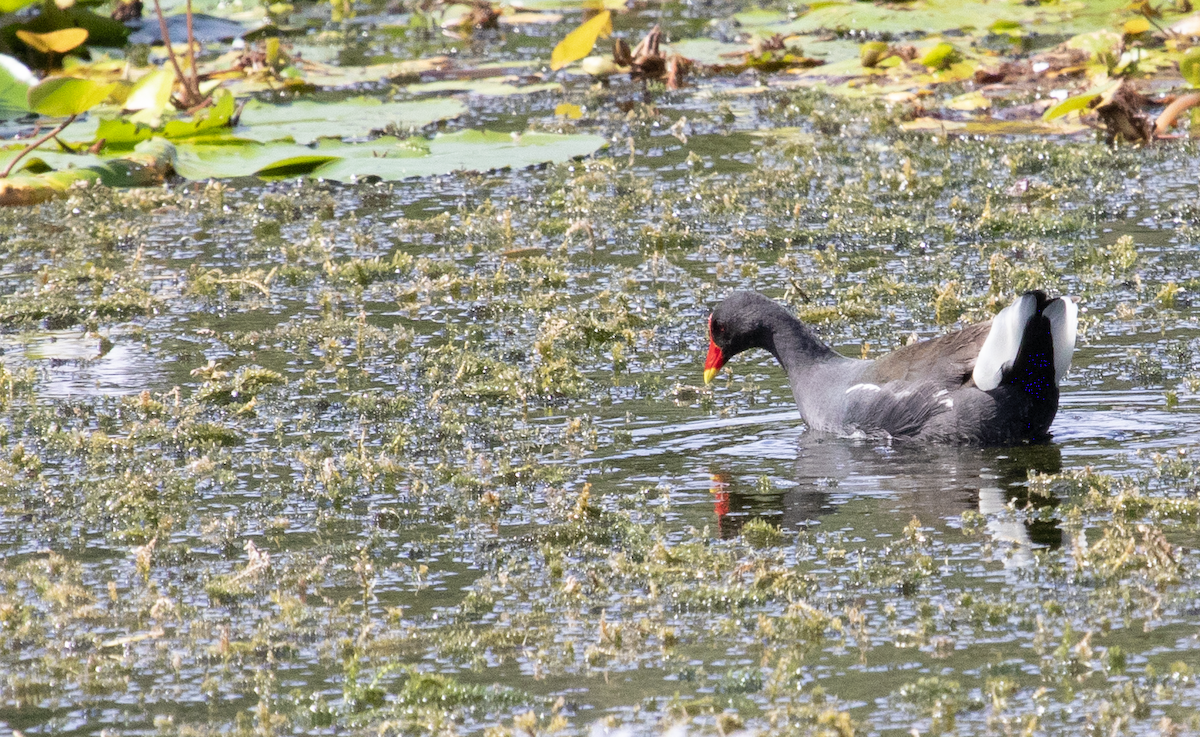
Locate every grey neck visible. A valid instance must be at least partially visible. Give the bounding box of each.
[759,307,843,377]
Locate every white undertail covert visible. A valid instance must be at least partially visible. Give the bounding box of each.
[972,294,1077,392]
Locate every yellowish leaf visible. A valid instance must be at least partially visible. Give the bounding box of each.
[16,28,88,54]
[1123,17,1151,35]
[124,68,174,113]
[859,41,889,68]
[946,90,990,111]
[581,55,619,77]
[499,12,561,24]
[551,10,611,71]
[555,102,582,119]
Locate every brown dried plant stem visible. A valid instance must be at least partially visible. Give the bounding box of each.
[1154,92,1200,138]
[151,0,202,106]
[0,114,77,179]
[186,0,197,88]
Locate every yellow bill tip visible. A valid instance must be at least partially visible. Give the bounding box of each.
[703,367,717,384]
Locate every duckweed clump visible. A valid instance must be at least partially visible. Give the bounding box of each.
[2,90,1200,736]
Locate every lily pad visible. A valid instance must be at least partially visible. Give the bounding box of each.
[1182,47,1200,88]
[235,97,467,143]
[168,130,604,181]
[778,0,1131,37]
[171,139,334,179]
[211,56,453,95]
[900,116,1089,136]
[731,9,789,27]
[7,5,130,48]
[29,77,116,117]
[946,90,991,111]
[301,57,452,87]
[0,137,174,187]
[125,14,248,44]
[123,68,175,127]
[499,12,563,25]
[1043,79,1119,120]
[0,0,37,13]
[666,38,750,66]
[16,28,89,54]
[310,130,607,181]
[405,79,562,96]
[0,55,33,119]
[1064,29,1122,65]
[0,146,106,174]
[95,91,237,147]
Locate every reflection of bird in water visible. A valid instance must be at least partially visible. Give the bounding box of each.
[709,432,1062,561]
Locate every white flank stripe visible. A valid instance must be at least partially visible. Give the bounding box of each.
[845,383,882,394]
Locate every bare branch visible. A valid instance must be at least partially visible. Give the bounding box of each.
[1,114,78,179]
[151,0,191,100]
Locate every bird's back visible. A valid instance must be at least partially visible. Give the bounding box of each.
[865,321,992,388]
[816,294,1073,444]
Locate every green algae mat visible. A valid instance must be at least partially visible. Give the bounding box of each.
[5,0,1200,735]
[3,94,1200,735]
[0,0,1199,197]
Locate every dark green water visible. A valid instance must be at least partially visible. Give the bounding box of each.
[2,90,1200,736]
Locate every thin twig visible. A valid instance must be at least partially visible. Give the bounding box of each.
[1141,11,1168,36]
[185,0,199,102]
[1,114,77,178]
[151,0,189,98]
[202,266,277,297]
[229,98,247,126]
[52,136,78,154]
[185,95,214,116]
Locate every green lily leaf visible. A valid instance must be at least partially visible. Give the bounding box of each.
[0,55,33,119]
[1064,29,1122,69]
[163,91,235,137]
[1181,47,1200,88]
[235,97,467,144]
[124,68,175,115]
[1043,80,1119,120]
[172,140,339,179]
[0,0,37,12]
[860,41,890,68]
[920,43,961,71]
[28,76,115,117]
[168,129,605,182]
[1042,93,1100,121]
[777,0,1128,37]
[311,129,607,182]
[0,145,105,174]
[255,154,346,180]
[404,79,562,96]
[988,19,1023,36]
[97,89,236,147]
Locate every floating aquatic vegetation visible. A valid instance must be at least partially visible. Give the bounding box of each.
[2,10,1200,733]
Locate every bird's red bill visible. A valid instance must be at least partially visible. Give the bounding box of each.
[704,339,725,384]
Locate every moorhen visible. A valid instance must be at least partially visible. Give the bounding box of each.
[703,291,1077,444]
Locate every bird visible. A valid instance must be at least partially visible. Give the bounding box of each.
[703,291,1078,445]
